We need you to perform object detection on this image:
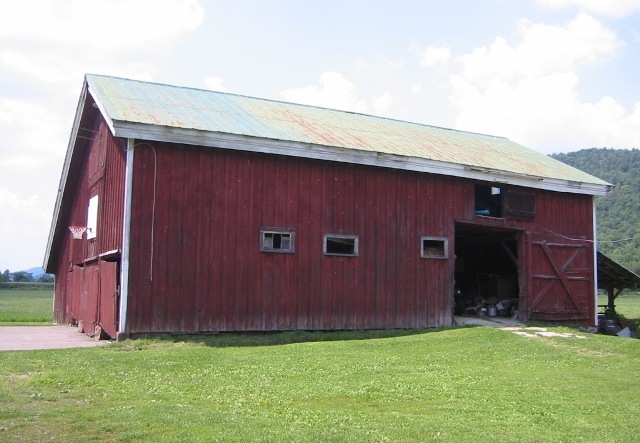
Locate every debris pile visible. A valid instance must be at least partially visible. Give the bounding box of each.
[455,293,519,319]
[598,311,636,339]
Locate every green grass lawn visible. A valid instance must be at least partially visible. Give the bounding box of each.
[1,327,639,442]
[0,289,53,324]
[600,291,640,320]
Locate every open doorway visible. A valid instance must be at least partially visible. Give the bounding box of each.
[454,223,521,320]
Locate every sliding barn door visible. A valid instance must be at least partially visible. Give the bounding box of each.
[527,232,594,322]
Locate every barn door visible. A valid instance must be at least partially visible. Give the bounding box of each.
[67,266,84,324]
[98,261,119,339]
[527,232,594,321]
[83,264,100,335]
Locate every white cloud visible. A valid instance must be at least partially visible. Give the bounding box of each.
[372,91,393,115]
[536,0,640,18]
[280,71,368,113]
[416,45,452,68]
[203,76,227,92]
[0,188,50,271]
[0,0,205,270]
[0,0,204,86]
[456,14,620,87]
[281,72,396,116]
[0,0,204,51]
[436,13,639,152]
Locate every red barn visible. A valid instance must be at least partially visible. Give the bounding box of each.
[44,75,612,339]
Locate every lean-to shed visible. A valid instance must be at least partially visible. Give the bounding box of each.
[44,74,612,339]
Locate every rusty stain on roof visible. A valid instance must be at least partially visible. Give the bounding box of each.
[86,74,609,187]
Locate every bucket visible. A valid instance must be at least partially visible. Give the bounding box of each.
[487,306,497,317]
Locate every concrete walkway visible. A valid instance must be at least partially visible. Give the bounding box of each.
[0,325,108,351]
[454,315,524,328]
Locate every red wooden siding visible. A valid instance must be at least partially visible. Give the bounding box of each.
[526,192,595,322]
[51,114,126,336]
[126,143,467,333]
[52,131,598,335]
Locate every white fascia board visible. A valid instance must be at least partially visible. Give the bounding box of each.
[111,120,613,197]
[87,86,116,135]
[43,80,91,269]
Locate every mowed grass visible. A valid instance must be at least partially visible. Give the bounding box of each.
[0,289,53,324]
[600,291,640,320]
[1,327,639,442]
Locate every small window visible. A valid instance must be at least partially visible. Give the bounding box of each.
[475,185,503,218]
[260,229,294,253]
[505,189,536,221]
[324,234,358,256]
[87,195,99,240]
[421,237,448,259]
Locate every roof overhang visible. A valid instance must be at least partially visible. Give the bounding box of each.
[103,121,612,197]
[43,79,92,271]
[87,83,612,197]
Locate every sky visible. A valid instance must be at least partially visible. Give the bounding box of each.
[1,0,640,273]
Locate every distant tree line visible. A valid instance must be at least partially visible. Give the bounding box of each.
[551,148,640,274]
[0,269,54,283]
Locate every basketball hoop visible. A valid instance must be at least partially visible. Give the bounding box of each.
[69,226,87,240]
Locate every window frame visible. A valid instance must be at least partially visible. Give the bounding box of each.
[259,228,295,254]
[323,234,359,257]
[86,195,99,240]
[420,236,449,259]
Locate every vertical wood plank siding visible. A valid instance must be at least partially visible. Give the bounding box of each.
[127,142,595,334]
[52,116,126,328]
[124,143,596,333]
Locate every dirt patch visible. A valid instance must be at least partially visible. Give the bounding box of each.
[501,326,587,339]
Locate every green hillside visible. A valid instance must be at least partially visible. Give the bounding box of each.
[550,148,640,274]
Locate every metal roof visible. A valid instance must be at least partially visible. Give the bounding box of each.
[85,74,611,195]
[597,251,640,290]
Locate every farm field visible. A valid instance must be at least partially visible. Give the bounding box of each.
[0,289,53,324]
[1,325,639,442]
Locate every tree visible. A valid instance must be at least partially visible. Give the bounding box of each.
[37,274,54,283]
[0,269,9,283]
[11,271,34,282]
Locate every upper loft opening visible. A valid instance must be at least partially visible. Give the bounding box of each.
[475,185,503,218]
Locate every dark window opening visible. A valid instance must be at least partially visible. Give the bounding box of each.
[260,229,294,253]
[324,235,358,256]
[475,185,503,218]
[421,237,448,259]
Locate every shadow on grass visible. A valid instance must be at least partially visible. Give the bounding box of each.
[117,328,443,349]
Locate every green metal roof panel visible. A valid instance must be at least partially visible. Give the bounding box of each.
[86,74,609,187]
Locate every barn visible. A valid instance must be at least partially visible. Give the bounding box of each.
[44,74,612,340]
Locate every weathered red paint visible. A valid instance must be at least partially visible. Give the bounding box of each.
[49,108,597,337]
[50,109,126,337]
[120,140,596,334]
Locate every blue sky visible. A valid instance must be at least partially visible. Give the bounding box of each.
[1,0,640,272]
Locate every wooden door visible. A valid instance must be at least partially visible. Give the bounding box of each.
[83,264,100,335]
[527,232,594,321]
[98,261,119,339]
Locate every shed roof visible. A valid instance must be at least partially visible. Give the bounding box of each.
[597,251,640,290]
[85,74,610,195]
